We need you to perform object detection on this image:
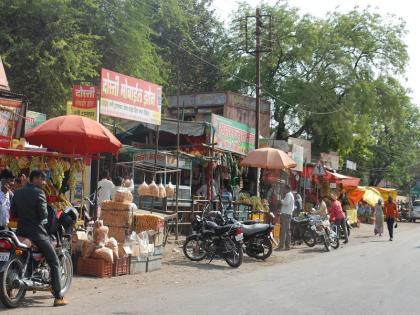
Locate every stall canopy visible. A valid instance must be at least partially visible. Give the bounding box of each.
[325,170,360,187]
[347,186,383,206]
[25,115,122,155]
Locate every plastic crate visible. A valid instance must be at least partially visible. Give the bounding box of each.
[113,256,130,276]
[77,257,112,278]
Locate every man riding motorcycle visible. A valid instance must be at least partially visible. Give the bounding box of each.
[11,170,68,307]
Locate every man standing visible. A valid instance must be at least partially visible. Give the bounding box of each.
[0,179,12,230]
[329,194,348,243]
[97,171,114,205]
[384,196,398,241]
[11,170,68,307]
[279,185,294,250]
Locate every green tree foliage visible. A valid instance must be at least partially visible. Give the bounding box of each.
[223,2,419,188]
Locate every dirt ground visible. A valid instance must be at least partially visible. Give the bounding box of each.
[1,221,418,313]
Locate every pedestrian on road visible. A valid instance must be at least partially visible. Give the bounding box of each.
[328,194,348,243]
[384,196,398,241]
[278,185,294,251]
[373,199,384,236]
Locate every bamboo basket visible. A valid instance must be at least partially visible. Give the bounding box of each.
[101,210,131,228]
[107,226,127,243]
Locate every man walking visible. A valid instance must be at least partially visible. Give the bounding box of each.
[384,196,398,241]
[279,185,294,251]
[11,170,68,307]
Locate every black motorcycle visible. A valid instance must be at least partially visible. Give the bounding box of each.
[0,207,77,308]
[290,215,316,247]
[183,214,244,268]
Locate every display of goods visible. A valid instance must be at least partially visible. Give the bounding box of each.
[9,159,20,176]
[77,257,113,278]
[91,246,114,263]
[113,188,133,203]
[17,156,30,169]
[107,226,127,243]
[68,164,77,196]
[165,181,175,198]
[148,180,159,197]
[158,183,166,199]
[0,155,10,167]
[133,214,164,233]
[29,156,41,171]
[113,256,130,276]
[81,241,95,259]
[100,200,131,211]
[93,220,109,246]
[51,159,64,189]
[239,193,251,205]
[137,180,149,196]
[101,209,131,227]
[105,237,119,261]
[74,159,84,172]
[48,157,58,169]
[61,160,71,172]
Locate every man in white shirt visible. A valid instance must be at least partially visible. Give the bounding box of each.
[279,185,295,250]
[0,179,12,230]
[97,171,114,205]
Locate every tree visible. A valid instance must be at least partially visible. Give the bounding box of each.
[0,0,101,116]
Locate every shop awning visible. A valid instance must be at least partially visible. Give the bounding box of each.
[325,171,360,187]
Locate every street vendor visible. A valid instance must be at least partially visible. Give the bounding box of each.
[328,194,348,243]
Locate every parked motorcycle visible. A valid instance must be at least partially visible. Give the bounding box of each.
[306,216,339,251]
[183,213,244,268]
[290,215,316,247]
[399,206,411,222]
[0,207,77,308]
[337,217,351,239]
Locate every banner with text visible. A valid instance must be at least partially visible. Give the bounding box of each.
[100,68,162,125]
[67,85,97,119]
[211,114,255,155]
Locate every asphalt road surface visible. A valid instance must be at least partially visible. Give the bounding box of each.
[2,224,420,315]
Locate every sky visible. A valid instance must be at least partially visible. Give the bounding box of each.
[213,0,420,107]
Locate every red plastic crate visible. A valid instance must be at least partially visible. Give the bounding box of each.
[77,257,113,278]
[113,256,130,276]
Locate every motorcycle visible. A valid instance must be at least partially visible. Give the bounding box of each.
[306,216,339,251]
[0,207,78,308]
[290,215,316,247]
[183,212,244,268]
[399,206,410,222]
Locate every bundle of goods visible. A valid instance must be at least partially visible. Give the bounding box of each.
[133,213,164,234]
[100,200,136,242]
[77,220,129,277]
[137,178,149,196]
[148,180,159,197]
[158,182,166,199]
[165,180,175,198]
[113,188,133,204]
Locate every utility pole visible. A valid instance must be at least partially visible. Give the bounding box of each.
[246,8,272,196]
[255,7,261,151]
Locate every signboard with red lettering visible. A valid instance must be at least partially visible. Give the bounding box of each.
[100,68,162,125]
[67,85,97,119]
[211,114,255,155]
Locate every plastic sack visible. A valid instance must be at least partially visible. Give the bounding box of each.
[81,241,95,259]
[165,181,175,198]
[158,183,166,199]
[91,246,114,264]
[105,237,119,260]
[138,231,149,256]
[93,220,109,246]
[148,181,159,198]
[137,180,149,196]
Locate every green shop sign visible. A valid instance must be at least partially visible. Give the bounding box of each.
[211,114,255,155]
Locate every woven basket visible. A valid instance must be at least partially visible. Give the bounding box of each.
[77,257,112,278]
[133,214,164,233]
[101,210,131,228]
[107,226,127,243]
[101,201,131,211]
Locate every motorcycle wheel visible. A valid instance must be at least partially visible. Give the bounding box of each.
[224,240,243,268]
[330,234,340,250]
[246,237,273,260]
[0,257,26,308]
[59,251,73,297]
[323,235,331,252]
[183,235,207,261]
[303,231,316,247]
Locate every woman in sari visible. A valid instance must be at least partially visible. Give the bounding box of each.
[374,199,384,236]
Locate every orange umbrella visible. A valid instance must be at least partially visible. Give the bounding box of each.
[240,147,297,169]
[25,115,122,155]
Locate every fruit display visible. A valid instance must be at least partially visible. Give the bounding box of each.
[51,158,64,189]
[68,163,77,196]
[17,157,30,169]
[9,158,20,176]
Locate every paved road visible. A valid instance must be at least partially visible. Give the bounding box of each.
[2,224,420,315]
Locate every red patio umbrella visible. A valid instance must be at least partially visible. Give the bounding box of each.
[25,115,122,155]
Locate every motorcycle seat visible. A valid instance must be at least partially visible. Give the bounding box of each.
[242,224,270,236]
[205,221,234,235]
[16,237,57,250]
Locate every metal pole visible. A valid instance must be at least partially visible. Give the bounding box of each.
[175,67,180,240]
[211,127,215,209]
[255,7,262,197]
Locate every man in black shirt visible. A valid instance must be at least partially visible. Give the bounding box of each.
[11,170,68,307]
